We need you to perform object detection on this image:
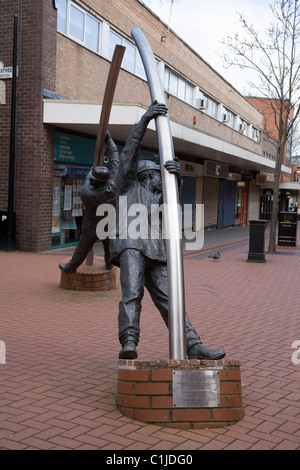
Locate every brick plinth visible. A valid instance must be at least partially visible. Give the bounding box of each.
[117,359,243,429]
[60,261,116,291]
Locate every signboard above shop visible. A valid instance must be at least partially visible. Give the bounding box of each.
[204,160,229,178]
[54,131,96,165]
[54,131,159,168]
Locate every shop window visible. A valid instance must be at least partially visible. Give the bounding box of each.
[52,169,89,248]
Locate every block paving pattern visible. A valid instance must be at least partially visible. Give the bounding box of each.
[0,228,299,450]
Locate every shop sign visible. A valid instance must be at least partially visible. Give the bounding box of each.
[227,172,242,181]
[204,160,228,178]
[256,174,267,185]
[55,131,158,167]
[185,163,195,172]
[54,131,96,166]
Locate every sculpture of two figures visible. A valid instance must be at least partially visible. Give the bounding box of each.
[59,101,225,362]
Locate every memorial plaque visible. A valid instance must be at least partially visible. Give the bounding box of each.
[173,370,220,408]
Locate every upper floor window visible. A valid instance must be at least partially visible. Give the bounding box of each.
[109,30,146,80]
[57,0,101,54]
[238,118,249,134]
[164,68,193,105]
[252,126,261,142]
[197,93,219,119]
[222,107,237,128]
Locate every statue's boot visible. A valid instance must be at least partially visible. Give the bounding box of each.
[59,262,77,273]
[187,343,225,360]
[119,340,138,359]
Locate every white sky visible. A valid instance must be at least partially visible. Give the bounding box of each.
[140,0,275,94]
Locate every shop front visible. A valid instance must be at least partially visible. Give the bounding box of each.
[202,161,248,229]
[203,160,230,229]
[52,131,98,248]
[52,130,160,248]
[234,179,249,226]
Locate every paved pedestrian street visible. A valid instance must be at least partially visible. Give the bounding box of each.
[0,225,299,451]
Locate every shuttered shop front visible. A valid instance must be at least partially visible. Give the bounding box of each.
[203,177,219,228]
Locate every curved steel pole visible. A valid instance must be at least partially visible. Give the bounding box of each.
[131,27,186,360]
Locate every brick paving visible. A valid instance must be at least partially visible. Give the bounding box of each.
[0,225,300,451]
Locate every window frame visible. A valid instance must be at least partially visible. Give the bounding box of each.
[164,67,193,105]
[57,0,101,54]
[109,29,146,80]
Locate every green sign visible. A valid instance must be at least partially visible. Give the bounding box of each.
[54,131,159,167]
[54,132,96,165]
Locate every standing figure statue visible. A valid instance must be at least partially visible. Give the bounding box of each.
[106,100,226,361]
[59,132,119,273]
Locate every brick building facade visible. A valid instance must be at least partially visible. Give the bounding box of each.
[0,0,295,252]
[0,0,57,251]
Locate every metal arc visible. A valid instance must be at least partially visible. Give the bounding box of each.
[131,27,186,360]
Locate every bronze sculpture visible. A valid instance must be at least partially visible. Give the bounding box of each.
[59,101,225,362]
[59,132,119,273]
[106,101,225,361]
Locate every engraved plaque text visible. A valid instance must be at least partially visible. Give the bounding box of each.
[173,370,220,408]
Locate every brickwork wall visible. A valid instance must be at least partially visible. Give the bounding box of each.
[0,0,57,251]
[1,0,264,252]
[117,359,243,428]
[0,1,17,212]
[56,0,262,154]
[247,96,294,167]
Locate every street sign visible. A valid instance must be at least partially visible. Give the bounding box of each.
[0,67,13,79]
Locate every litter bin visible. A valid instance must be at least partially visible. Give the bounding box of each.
[0,211,8,250]
[278,211,297,247]
[247,219,267,262]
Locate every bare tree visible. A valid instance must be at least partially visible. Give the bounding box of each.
[222,0,300,253]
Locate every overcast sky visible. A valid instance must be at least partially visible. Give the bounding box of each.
[140,0,275,94]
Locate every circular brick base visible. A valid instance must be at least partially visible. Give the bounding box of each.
[60,260,116,291]
[117,359,243,428]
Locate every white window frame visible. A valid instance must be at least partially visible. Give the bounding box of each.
[198,92,219,119]
[109,29,146,80]
[164,67,193,105]
[57,0,101,54]
[222,107,236,127]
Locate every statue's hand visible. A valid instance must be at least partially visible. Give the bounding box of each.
[164,157,181,177]
[145,100,168,119]
[164,157,183,188]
